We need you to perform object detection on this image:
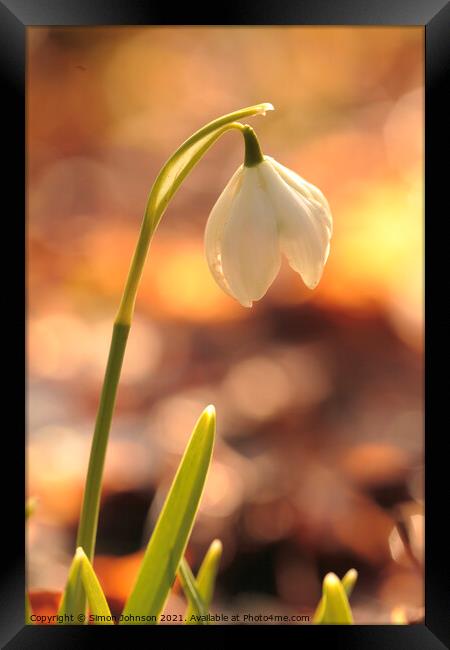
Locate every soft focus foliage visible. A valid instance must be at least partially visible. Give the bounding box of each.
[121,406,215,622]
[27,27,423,623]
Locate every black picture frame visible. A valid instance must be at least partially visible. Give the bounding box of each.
[1,1,448,647]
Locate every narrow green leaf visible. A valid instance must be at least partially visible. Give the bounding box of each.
[312,568,357,623]
[185,539,222,625]
[26,498,37,623]
[121,405,216,623]
[178,558,208,623]
[25,497,38,519]
[58,547,113,624]
[315,572,354,624]
[78,547,113,624]
[341,568,358,599]
[25,592,33,624]
[58,548,84,622]
[312,589,326,624]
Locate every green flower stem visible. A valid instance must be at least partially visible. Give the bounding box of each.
[73,103,273,618]
[76,322,129,559]
[72,323,129,616]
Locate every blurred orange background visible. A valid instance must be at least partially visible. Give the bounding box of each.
[27,26,424,623]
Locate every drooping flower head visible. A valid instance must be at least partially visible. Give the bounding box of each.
[204,126,333,307]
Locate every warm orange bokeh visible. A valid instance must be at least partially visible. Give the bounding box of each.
[27,27,424,623]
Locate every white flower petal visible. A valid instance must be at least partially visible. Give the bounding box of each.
[259,160,332,289]
[265,156,333,236]
[219,167,280,307]
[204,165,244,299]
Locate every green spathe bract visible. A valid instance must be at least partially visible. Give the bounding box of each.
[121,406,216,623]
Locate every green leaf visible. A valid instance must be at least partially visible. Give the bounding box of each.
[178,557,208,623]
[341,568,358,598]
[312,589,326,624]
[58,547,112,624]
[78,547,113,624]
[58,548,84,621]
[26,498,37,623]
[25,592,33,624]
[313,572,354,624]
[185,539,222,625]
[121,405,216,624]
[25,497,38,519]
[312,569,357,624]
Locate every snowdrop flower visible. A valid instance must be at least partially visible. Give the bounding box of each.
[205,126,333,307]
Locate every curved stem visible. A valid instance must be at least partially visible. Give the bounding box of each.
[116,105,272,325]
[72,104,273,617]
